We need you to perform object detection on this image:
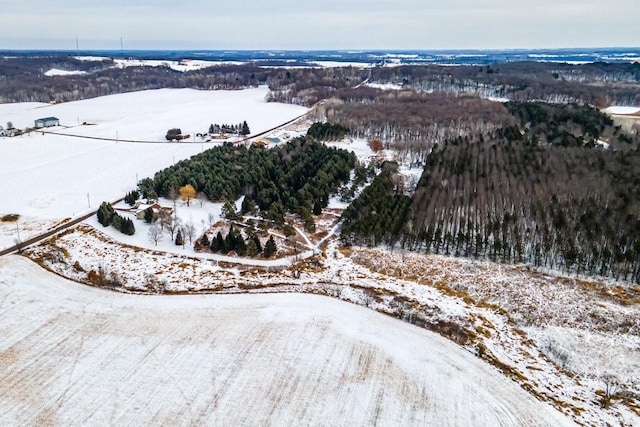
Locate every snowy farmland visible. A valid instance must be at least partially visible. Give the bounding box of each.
[2,81,639,426]
[0,255,571,426]
[0,87,307,249]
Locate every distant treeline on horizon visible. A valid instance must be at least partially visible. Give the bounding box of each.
[1,48,639,66]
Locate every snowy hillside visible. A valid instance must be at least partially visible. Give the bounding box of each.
[0,87,307,249]
[0,255,571,426]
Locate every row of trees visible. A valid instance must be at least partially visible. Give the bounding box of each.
[97,202,135,235]
[197,226,278,258]
[208,121,250,136]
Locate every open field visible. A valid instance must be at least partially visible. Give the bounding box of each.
[0,255,572,426]
[0,87,307,249]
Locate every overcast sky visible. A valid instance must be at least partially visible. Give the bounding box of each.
[1,0,638,50]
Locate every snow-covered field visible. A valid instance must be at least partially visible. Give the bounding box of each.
[0,87,307,249]
[604,106,640,115]
[2,83,639,425]
[0,255,571,426]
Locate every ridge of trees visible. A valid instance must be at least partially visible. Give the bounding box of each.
[2,55,638,108]
[0,57,269,103]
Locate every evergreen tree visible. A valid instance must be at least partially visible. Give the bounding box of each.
[122,218,136,235]
[236,234,247,256]
[97,202,111,227]
[216,231,226,253]
[124,190,140,206]
[175,229,184,246]
[210,231,221,252]
[241,121,250,136]
[263,235,277,258]
[200,233,210,247]
[252,235,262,254]
[241,197,256,215]
[222,201,239,220]
[144,207,154,223]
[97,202,112,226]
[111,214,122,232]
[225,226,237,252]
[246,239,258,257]
[313,200,323,215]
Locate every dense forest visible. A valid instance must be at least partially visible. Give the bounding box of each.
[341,103,640,283]
[140,138,356,225]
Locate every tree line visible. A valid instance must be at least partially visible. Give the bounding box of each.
[341,104,640,283]
[0,57,270,103]
[196,225,278,258]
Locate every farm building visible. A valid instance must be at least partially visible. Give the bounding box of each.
[133,202,174,220]
[0,126,20,137]
[35,117,60,128]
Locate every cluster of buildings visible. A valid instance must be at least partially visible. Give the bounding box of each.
[0,117,60,138]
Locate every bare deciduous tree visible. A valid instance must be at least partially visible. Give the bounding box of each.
[196,191,208,207]
[184,221,196,246]
[147,224,163,246]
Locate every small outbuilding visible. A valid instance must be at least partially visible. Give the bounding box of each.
[35,117,60,128]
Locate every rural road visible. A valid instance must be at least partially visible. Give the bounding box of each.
[0,198,124,257]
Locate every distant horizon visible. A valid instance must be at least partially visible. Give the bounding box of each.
[2,46,640,53]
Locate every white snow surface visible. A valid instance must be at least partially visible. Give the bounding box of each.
[44,68,87,77]
[0,255,572,426]
[0,87,307,248]
[366,82,404,91]
[604,106,640,115]
[113,58,246,72]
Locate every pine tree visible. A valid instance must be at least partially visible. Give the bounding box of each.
[263,235,277,258]
[144,207,154,223]
[252,235,263,254]
[210,232,221,252]
[175,229,184,246]
[216,231,226,253]
[122,218,135,235]
[111,214,122,232]
[241,120,250,136]
[200,233,210,247]
[221,201,239,220]
[313,200,322,215]
[97,202,115,226]
[246,239,258,257]
[225,226,236,252]
[236,234,247,256]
